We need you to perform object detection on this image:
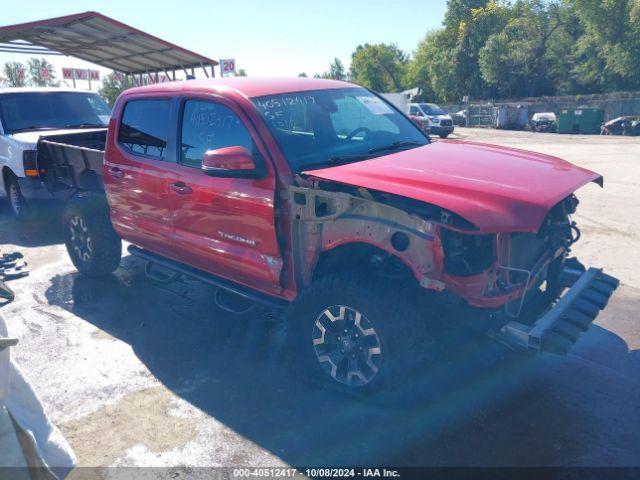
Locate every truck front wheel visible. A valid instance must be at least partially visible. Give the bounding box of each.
[63,195,122,277]
[285,272,427,393]
[6,173,30,221]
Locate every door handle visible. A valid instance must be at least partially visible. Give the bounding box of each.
[108,167,124,179]
[170,181,193,195]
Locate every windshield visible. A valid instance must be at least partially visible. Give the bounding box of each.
[252,88,428,172]
[419,103,446,115]
[0,92,111,134]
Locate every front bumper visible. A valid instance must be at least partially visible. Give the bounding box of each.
[428,125,454,136]
[500,267,619,355]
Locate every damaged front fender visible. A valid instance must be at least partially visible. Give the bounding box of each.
[288,186,444,290]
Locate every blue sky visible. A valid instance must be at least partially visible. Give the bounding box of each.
[0,0,447,89]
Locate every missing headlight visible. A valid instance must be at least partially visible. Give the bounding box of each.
[442,230,495,276]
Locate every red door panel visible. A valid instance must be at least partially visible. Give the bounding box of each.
[105,156,176,258]
[104,98,177,259]
[170,97,283,295]
[171,169,282,293]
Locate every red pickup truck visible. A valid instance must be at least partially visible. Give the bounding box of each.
[36,77,618,392]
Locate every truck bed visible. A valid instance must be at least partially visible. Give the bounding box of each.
[37,129,107,194]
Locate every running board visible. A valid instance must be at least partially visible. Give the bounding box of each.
[127,245,289,310]
[500,267,619,355]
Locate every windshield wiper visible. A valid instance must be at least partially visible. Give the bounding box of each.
[367,140,426,154]
[300,141,427,172]
[329,153,375,162]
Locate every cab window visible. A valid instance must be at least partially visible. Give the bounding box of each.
[118,100,171,159]
[180,100,255,168]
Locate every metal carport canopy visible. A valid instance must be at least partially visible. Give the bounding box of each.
[0,11,218,75]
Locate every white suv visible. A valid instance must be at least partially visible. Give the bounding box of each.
[0,88,110,219]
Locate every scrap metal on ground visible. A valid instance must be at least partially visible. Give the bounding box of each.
[1,252,28,282]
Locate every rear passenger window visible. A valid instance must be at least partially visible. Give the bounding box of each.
[118,100,170,159]
[180,100,254,168]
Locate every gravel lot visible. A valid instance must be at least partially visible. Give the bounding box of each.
[0,128,638,473]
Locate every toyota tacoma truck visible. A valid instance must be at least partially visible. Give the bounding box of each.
[0,87,111,219]
[34,78,618,392]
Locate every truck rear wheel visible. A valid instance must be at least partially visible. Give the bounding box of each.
[285,272,428,393]
[63,195,122,277]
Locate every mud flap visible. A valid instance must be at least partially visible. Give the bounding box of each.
[501,268,619,355]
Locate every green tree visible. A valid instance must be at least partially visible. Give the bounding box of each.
[318,58,347,80]
[327,57,347,80]
[2,62,27,87]
[405,31,441,101]
[478,1,579,97]
[428,38,463,102]
[99,72,131,106]
[349,43,408,92]
[443,0,492,32]
[298,72,308,77]
[236,68,247,76]
[27,58,58,87]
[453,0,510,99]
[401,0,640,100]
[572,0,640,91]
[404,0,508,101]
[632,0,640,21]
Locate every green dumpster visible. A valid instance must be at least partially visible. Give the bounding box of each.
[557,108,604,134]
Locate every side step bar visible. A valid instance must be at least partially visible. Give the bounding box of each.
[127,245,289,310]
[501,267,619,355]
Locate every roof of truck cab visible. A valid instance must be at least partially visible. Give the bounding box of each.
[122,77,356,99]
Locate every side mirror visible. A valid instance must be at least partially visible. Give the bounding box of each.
[201,146,258,178]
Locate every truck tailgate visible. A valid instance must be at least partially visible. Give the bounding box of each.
[36,129,107,194]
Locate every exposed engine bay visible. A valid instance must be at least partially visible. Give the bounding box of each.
[290,179,584,315]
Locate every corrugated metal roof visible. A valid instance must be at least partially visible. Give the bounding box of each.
[0,11,218,75]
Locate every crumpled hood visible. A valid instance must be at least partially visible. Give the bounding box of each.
[304,140,602,232]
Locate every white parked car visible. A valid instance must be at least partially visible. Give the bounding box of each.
[0,88,111,219]
[408,103,454,138]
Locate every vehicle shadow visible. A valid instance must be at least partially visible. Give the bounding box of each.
[44,259,640,466]
[0,199,64,248]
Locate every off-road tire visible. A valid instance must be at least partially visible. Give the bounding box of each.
[5,173,30,221]
[285,272,430,394]
[439,133,450,138]
[63,194,122,277]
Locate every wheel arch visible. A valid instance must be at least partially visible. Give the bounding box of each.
[312,240,418,282]
[1,166,15,193]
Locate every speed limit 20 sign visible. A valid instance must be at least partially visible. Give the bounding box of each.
[220,59,236,76]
